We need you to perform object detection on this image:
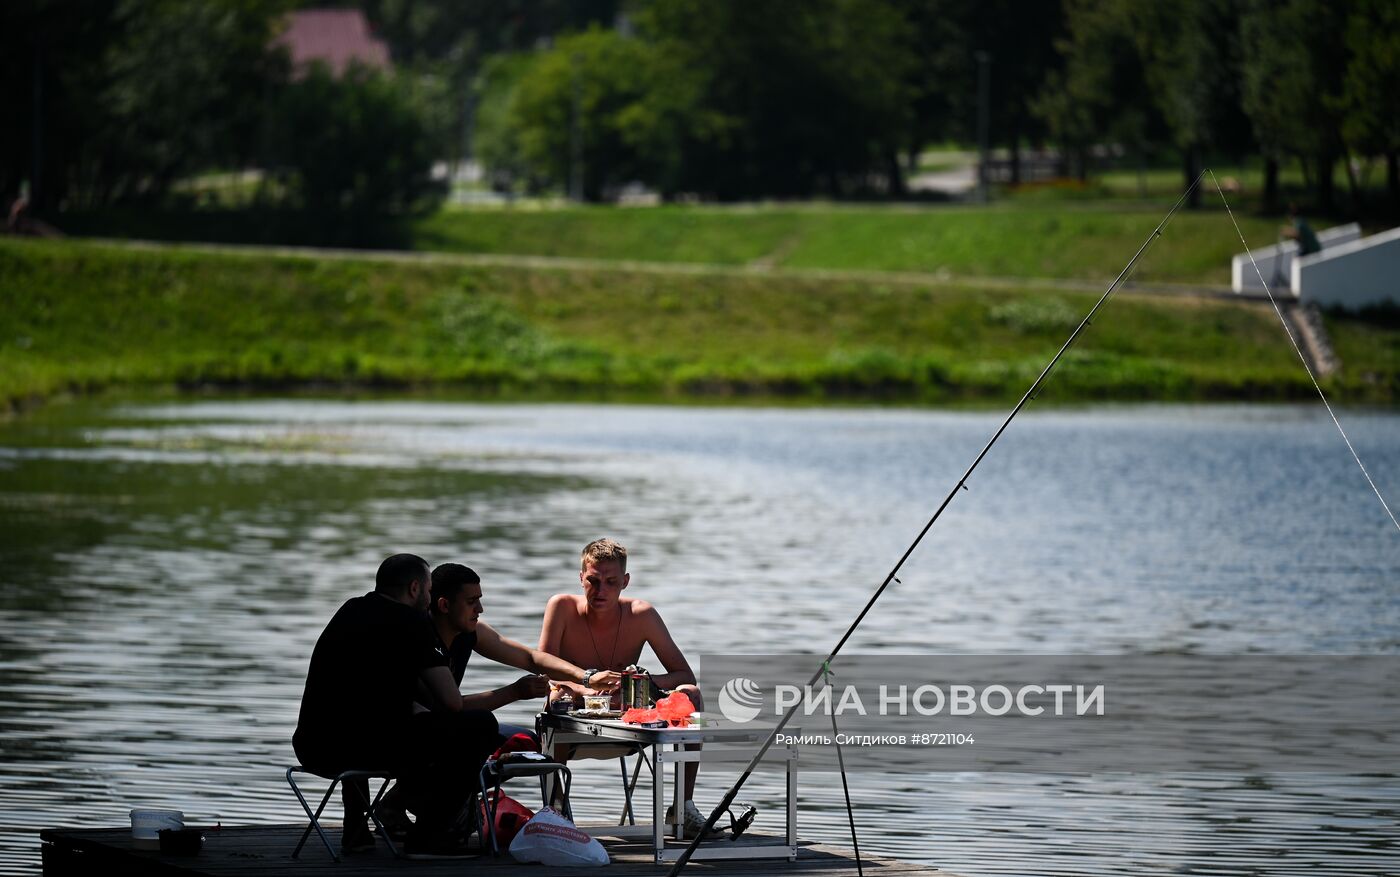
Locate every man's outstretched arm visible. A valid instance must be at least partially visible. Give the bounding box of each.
[419,661,550,712]
[475,621,620,690]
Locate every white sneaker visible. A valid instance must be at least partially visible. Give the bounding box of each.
[664,800,720,839]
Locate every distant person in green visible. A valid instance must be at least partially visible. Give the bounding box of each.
[1282,202,1321,257]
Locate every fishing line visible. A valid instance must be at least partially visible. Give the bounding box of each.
[1209,170,1400,534]
[667,172,1208,875]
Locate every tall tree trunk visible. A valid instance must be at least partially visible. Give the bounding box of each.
[1315,152,1335,213]
[1388,150,1399,212]
[1184,146,1200,208]
[1342,147,1361,213]
[30,42,45,212]
[1009,124,1021,186]
[1263,156,1279,214]
[885,149,906,197]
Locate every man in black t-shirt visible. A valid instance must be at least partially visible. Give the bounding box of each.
[373,563,624,834]
[293,553,499,859]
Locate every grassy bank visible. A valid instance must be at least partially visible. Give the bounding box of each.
[62,201,1286,287]
[413,204,1281,285]
[3,237,1397,411]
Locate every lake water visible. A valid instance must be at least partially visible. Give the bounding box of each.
[1,399,1397,875]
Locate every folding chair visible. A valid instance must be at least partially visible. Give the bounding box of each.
[478,753,573,855]
[285,766,401,861]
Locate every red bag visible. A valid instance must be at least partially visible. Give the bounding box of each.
[621,707,660,724]
[481,789,535,848]
[481,732,542,846]
[492,731,540,759]
[656,692,695,722]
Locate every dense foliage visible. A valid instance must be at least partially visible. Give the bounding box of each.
[2,0,290,209]
[1,0,448,225]
[265,63,449,215]
[1042,0,1396,211]
[471,0,1397,207]
[3,0,1398,212]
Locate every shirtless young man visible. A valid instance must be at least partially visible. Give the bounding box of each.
[539,538,713,837]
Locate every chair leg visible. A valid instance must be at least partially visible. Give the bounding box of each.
[533,767,573,820]
[479,766,501,856]
[465,789,484,853]
[286,767,341,862]
[345,773,401,858]
[559,766,573,821]
[481,763,573,856]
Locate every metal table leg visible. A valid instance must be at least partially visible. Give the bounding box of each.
[652,742,665,863]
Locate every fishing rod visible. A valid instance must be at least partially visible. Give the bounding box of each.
[667,172,1208,875]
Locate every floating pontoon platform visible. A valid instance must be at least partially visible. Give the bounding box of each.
[40,824,963,877]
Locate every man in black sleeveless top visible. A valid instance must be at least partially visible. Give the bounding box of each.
[427,563,620,711]
[370,563,621,837]
[293,554,499,859]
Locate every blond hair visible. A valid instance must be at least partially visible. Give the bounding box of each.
[580,538,628,572]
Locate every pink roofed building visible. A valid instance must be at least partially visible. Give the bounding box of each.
[275,8,392,78]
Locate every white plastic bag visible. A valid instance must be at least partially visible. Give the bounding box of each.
[509,807,609,867]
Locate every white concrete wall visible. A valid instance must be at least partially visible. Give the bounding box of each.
[1294,225,1400,310]
[1231,223,1361,294]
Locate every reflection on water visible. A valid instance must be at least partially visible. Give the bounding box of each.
[1,399,1397,875]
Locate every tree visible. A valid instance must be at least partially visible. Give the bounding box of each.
[871,0,1068,188]
[355,0,620,64]
[99,0,291,201]
[265,63,448,220]
[1240,0,1349,213]
[349,0,621,173]
[471,52,544,192]
[1134,0,1251,206]
[896,0,974,177]
[635,0,914,199]
[1,0,289,211]
[1034,0,1164,183]
[476,0,917,201]
[0,0,118,211]
[964,0,1065,184]
[1338,0,1400,210]
[490,28,658,200]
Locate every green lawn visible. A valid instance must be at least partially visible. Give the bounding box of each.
[61,194,1296,287]
[413,204,796,267]
[411,202,1282,286]
[6,237,1395,411]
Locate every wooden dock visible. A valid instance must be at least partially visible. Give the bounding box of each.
[40,824,960,877]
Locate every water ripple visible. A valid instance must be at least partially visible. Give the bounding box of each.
[1,400,1397,875]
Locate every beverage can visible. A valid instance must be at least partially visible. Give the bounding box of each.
[622,665,654,709]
